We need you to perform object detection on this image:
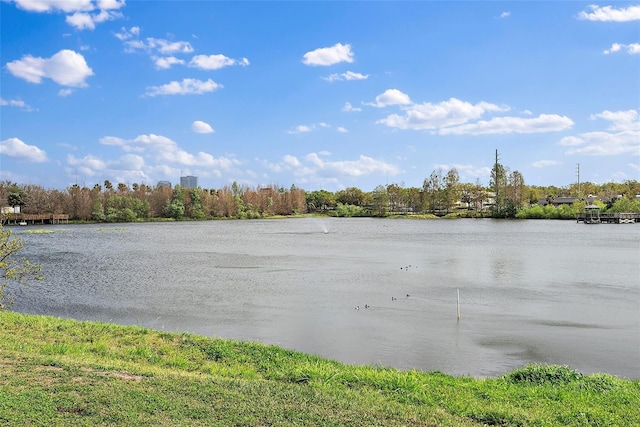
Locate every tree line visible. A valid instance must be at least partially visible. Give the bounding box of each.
[1,168,639,222]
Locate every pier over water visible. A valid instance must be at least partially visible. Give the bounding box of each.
[1,214,70,226]
[576,212,639,224]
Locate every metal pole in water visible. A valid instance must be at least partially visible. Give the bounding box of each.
[456,288,460,321]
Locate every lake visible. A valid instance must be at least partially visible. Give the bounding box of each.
[12,218,640,378]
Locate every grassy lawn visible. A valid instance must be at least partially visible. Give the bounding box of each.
[1,311,638,426]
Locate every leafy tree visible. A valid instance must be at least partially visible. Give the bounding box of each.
[164,200,185,219]
[334,203,365,217]
[404,186,422,213]
[459,182,475,210]
[386,183,403,213]
[471,180,487,213]
[92,199,106,221]
[164,186,185,219]
[306,190,336,212]
[608,197,640,213]
[0,225,43,310]
[188,188,205,219]
[506,170,526,210]
[371,185,389,216]
[117,183,130,195]
[20,185,49,214]
[490,162,508,216]
[7,192,23,211]
[336,187,368,206]
[423,169,444,213]
[443,168,460,213]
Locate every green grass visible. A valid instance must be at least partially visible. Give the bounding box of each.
[20,229,66,234]
[1,312,638,426]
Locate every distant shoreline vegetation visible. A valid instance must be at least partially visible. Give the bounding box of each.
[1,175,639,223]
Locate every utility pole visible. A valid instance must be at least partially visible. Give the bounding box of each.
[576,163,581,198]
[494,149,500,212]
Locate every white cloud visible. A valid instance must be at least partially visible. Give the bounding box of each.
[323,71,369,82]
[153,56,185,70]
[500,11,510,18]
[376,97,507,130]
[374,95,572,135]
[192,120,215,134]
[342,102,362,112]
[604,43,640,55]
[561,109,640,156]
[0,137,48,162]
[578,5,640,22]
[112,153,146,170]
[283,155,300,168]
[286,122,334,134]
[439,114,574,135]
[287,125,313,134]
[114,26,140,41]
[10,0,94,13]
[99,133,238,169]
[452,165,492,179]
[145,78,222,96]
[304,153,400,177]
[533,160,561,168]
[58,88,74,97]
[97,0,125,10]
[67,153,150,182]
[590,109,640,131]
[125,38,194,55]
[0,98,23,107]
[0,97,34,111]
[558,136,583,146]
[6,49,93,87]
[262,152,400,184]
[66,12,95,29]
[337,127,349,133]
[10,0,125,30]
[66,8,122,30]
[433,164,492,179]
[562,131,640,156]
[365,89,412,108]
[302,42,354,66]
[189,54,250,70]
[67,154,107,174]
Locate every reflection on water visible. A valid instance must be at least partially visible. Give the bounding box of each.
[13,218,640,378]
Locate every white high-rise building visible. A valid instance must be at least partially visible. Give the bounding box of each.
[180,175,198,188]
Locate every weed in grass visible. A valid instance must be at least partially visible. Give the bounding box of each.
[576,373,619,393]
[504,364,583,386]
[467,409,521,426]
[42,342,70,355]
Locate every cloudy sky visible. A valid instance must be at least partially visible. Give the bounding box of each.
[1,1,639,191]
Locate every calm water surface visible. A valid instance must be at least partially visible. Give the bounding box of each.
[13,218,640,378]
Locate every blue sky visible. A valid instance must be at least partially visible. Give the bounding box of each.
[1,1,639,192]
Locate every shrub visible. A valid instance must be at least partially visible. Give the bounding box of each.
[504,364,583,386]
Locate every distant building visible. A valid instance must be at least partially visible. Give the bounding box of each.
[537,197,579,207]
[156,180,172,188]
[180,175,198,189]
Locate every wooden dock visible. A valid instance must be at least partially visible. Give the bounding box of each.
[576,212,639,224]
[1,213,70,226]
